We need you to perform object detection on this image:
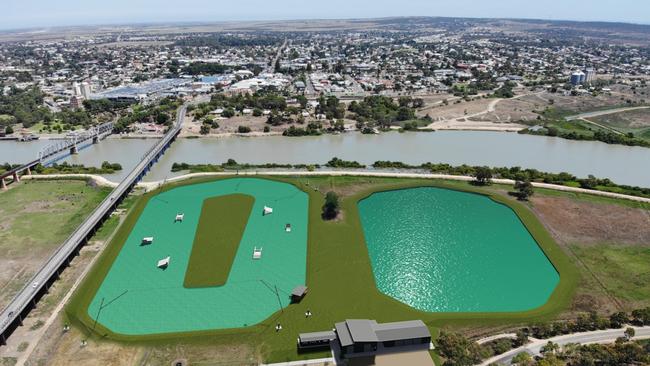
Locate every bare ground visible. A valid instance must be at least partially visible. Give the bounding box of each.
[590,108,650,129]
[529,195,650,246]
[529,194,650,314]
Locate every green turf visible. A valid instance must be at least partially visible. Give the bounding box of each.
[84,178,308,335]
[67,175,577,363]
[183,194,255,288]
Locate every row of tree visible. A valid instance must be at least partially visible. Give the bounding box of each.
[371,161,650,198]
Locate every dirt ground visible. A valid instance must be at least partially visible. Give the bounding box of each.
[181,113,356,137]
[529,194,650,314]
[529,195,650,246]
[26,320,257,366]
[417,97,494,121]
[470,96,543,123]
[590,108,650,129]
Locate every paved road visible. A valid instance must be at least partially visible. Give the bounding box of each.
[565,106,650,121]
[481,326,650,365]
[0,104,187,344]
[267,38,288,74]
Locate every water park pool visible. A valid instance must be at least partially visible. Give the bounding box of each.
[358,187,559,313]
[87,178,308,335]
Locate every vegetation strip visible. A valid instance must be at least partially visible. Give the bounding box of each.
[183,194,255,288]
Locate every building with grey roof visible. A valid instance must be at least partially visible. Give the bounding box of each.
[298,319,431,358]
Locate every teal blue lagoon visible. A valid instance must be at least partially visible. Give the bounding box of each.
[358,187,559,312]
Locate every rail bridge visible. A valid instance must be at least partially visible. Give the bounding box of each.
[0,105,186,344]
[0,122,113,190]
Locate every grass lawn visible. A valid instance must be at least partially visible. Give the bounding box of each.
[0,179,110,310]
[67,175,577,363]
[183,194,255,288]
[571,245,650,309]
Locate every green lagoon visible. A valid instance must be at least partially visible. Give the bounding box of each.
[358,187,559,312]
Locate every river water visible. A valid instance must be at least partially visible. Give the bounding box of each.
[2,131,650,187]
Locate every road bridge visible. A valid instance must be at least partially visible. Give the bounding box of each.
[1,122,114,190]
[0,105,186,344]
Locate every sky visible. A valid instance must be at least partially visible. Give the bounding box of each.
[2,0,649,30]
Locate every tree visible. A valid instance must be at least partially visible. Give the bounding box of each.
[511,352,534,366]
[4,125,13,135]
[514,180,534,201]
[222,108,235,118]
[435,332,486,366]
[474,166,493,185]
[237,125,251,133]
[610,312,630,328]
[156,113,170,125]
[624,327,635,340]
[322,191,340,220]
[200,124,210,135]
[540,341,559,356]
[514,330,529,347]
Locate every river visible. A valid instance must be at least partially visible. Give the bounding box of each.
[2,131,650,187]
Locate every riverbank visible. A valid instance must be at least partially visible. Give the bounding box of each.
[22,171,650,203]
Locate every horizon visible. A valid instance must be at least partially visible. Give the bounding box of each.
[2,0,649,31]
[2,15,650,33]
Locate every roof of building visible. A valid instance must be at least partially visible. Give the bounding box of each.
[299,330,336,343]
[334,319,430,347]
[291,285,308,297]
[335,321,355,347]
[373,320,431,342]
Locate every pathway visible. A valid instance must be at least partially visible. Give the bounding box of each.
[565,106,650,121]
[23,170,650,204]
[480,326,650,365]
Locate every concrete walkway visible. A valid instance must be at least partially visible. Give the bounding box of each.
[22,170,650,204]
[480,326,650,365]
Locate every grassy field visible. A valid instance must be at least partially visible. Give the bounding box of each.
[66,175,577,363]
[183,194,255,288]
[572,245,650,310]
[0,179,110,310]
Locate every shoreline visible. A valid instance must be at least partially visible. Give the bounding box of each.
[22,171,650,204]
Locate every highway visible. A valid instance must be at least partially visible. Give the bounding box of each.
[0,104,187,344]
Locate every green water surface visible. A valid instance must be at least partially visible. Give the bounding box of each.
[358,187,559,312]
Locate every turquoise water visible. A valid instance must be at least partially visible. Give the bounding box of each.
[358,187,559,312]
[88,178,308,335]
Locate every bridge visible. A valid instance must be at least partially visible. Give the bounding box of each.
[0,105,186,344]
[0,122,113,190]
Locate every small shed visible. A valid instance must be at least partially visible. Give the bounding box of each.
[175,213,184,222]
[285,224,292,232]
[142,237,154,245]
[263,206,273,215]
[157,256,170,269]
[291,285,308,303]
